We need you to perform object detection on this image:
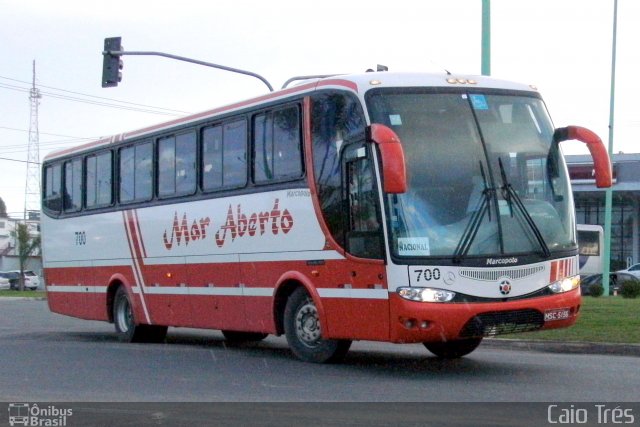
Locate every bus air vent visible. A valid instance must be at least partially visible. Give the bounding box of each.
[459,309,544,338]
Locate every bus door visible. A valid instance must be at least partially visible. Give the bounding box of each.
[323,143,389,340]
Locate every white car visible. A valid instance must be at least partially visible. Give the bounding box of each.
[0,275,10,290]
[23,270,41,289]
[616,263,640,278]
[7,270,40,290]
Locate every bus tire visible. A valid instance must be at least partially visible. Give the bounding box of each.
[222,331,268,342]
[284,287,351,363]
[424,337,483,359]
[113,287,167,343]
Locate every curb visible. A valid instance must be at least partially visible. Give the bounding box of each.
[484,338,640,357]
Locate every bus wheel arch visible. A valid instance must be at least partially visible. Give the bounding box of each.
[107,278,167,343]
[273,273,325,336]
[106,278,127,323]
[283,286,352,363]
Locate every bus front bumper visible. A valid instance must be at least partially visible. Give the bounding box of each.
[389,288,581,343]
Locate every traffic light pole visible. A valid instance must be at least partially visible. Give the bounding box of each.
[102,40,274,92]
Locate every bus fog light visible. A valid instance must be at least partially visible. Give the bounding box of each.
[549,275,580,294]
[398,287,455,303]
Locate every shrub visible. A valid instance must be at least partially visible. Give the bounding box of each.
[620,279,640,299]
[588,284,604,297]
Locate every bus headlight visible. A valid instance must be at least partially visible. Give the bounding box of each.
[398,287,456,303]
[548,275,580,294]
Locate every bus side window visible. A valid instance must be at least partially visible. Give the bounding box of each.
[158,132,197,198]
[86,151,113,209]
[253,105,302,184]
[345,146,383,259]
[63,158,82,212]
[119,142,153,203]
[311,91,366,249]
[202,119,247,191]
[43,164,62,213]
[202,125,224,190]
[223,119,247,188]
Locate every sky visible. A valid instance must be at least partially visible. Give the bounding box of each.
[1,0,638,217]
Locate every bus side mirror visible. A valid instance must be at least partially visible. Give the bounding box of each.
[554,126,612,188]
[366,124,407,194]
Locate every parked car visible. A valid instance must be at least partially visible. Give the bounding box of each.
[0,272,21,290]
[2,271,39,291]
[18,270,40,290]
[616,263,640,278]
[0,274,10,290]
[580,272,638,295]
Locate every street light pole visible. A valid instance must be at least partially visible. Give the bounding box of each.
[481,0,491,76]
[603,0,618,296]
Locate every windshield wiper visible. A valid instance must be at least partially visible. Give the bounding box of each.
[453,163,493,263]
[498,158,551,258]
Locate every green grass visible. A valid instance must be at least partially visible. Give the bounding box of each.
[0,290,46,298]
[506,296,640,344]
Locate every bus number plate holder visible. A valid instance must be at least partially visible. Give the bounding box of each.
[544,308,570,322]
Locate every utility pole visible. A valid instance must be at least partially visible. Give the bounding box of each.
[481,0,491,76]
[602,0,618,296]
[24,60,41,221]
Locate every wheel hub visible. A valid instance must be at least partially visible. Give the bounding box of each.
[295,300,321,345]
[116,297,132,333]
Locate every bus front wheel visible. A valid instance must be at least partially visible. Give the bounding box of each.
[284,287,351,363]
[424,337,483,359]
[113,287,167,343]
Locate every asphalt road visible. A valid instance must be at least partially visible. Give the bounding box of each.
[1,299,639,404]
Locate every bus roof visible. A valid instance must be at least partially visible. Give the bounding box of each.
[44,71,537,162]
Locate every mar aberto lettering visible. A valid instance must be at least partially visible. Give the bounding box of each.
[163,199,294,250]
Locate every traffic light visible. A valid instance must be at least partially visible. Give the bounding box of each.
[102,37,123,88]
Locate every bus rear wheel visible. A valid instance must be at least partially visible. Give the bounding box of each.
[424,337,483,359]
[113,287,167,343]
[284,287,351,363]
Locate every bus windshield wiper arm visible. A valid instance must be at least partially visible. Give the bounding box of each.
[453,163,493,263]
[498,158,551,258]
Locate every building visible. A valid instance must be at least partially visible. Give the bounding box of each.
[0,217,42,275]
[567,153,640,271]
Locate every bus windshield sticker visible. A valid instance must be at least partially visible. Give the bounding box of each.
[469,94,489,110]
[389,114,402,126]
[398,237,430,256]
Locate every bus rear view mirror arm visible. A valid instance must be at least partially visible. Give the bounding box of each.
[366,124,407,194]
[553,126,612,188]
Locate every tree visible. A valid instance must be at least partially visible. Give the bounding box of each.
[11,222,41,291]
[0,197,7,218]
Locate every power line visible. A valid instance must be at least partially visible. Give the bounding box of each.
[0,75,191,115]
[0,83,183,116]
[0,125,96,140]
[0,156,40,165]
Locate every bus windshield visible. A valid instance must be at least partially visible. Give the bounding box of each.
[367,89,576,260]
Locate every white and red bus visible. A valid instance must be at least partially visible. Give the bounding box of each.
[42,72,611,362]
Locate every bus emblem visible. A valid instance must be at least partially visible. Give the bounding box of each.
[499,279,512,295]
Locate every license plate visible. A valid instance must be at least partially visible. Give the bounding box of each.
[544,308,571,322]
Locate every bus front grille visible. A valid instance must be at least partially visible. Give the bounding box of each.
[459,309,544,338]
[459,266,545,282]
